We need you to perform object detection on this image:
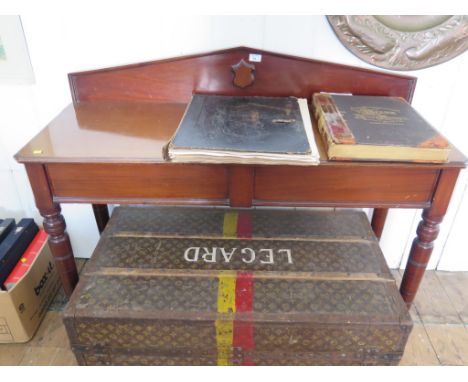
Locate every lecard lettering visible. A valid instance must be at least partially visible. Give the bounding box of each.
[184,247,200,262]
[201,247,217,263]
[220,247,237,262]
[259,249,274,264]
[241,248,255,263]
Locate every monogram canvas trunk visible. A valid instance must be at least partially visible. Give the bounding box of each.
[63,207,412,366]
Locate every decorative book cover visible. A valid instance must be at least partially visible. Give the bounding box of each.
[164,94,319,165]
[313,93,450,163]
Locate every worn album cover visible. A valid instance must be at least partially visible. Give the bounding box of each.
[165,94,319,165]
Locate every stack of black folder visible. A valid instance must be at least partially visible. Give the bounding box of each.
[0,218,39,288]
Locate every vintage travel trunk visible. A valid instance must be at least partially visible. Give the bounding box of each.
[63,207,412,366]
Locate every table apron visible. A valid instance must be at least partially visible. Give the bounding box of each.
[46,163,440,208]
[46,163,229,202]
[254,166,439,207]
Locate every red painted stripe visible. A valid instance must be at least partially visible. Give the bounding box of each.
[234,213,254,364]
[233,272,254,365]
[235,272,253,312]
[236,213,252,239]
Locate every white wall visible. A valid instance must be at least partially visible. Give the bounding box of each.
[1,15,467,269]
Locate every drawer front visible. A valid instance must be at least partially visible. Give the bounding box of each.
[254,166,439,207]
[47,163,228,202]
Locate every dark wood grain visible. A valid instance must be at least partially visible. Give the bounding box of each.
[69,47,417,104]
[228,165,254,207]
[46,163,229,201]
[43,162,439,209]
[254,166,439,207]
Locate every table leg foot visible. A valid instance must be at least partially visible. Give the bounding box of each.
[400,211,441,306]
[41,206,78,297]
[400,168,460,306]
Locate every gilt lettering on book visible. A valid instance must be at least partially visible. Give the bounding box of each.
[313,93,450,163]
[164,94,319,165]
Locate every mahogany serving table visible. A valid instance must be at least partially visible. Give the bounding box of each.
[15,47,466,305]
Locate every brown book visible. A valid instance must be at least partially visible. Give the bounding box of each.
[313,93,450,163]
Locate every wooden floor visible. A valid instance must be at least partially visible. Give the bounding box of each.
[1,260,467,366]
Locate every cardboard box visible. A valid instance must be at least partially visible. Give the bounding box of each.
[0,239,60,343]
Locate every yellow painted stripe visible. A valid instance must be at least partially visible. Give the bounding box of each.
[215,320,234,366]
[223,212,238,238]
[217,213,239,365]
[217,272,237,313]
[216,271,237,365]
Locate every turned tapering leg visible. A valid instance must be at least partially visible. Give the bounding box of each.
[41,205,77,296]
[400,169,460,306]
[371,208,389,240]
[25,164,78,297]
[92,204,110,234]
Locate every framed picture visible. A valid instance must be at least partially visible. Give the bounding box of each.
[0,15,34,84]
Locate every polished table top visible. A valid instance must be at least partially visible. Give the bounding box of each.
[16,102,185,164]
[15,101,467,168]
